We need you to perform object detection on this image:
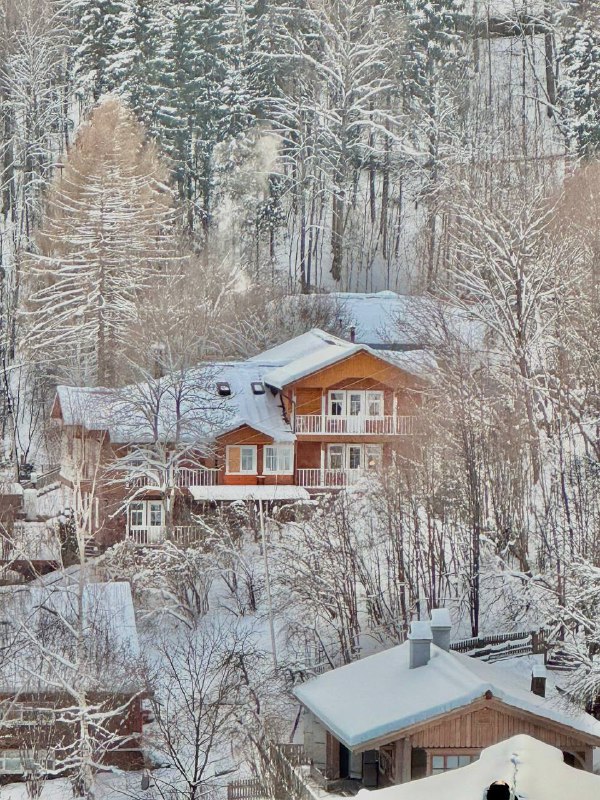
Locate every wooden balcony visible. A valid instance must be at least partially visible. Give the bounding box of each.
[294,414,415,436]
[127,525,204,546]
[297,468,377,488]
[129,467,220,489]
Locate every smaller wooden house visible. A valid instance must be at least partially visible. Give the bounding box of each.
[295,613,600,790]
[354,734,600,800]
[0,581,144,777]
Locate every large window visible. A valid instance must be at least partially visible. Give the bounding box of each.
[327,390,384,417]
[327,444,382,471]
[128,501,164,529]
[264,445,293,474]
[129,502,144,527]
[149,503,163,527]
[226,445,257,474]
[430,753,478,775]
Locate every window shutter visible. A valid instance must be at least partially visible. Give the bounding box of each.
[226,446,241,473]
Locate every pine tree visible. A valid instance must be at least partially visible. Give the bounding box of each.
[560,1,600,158]
[23,98,176,386]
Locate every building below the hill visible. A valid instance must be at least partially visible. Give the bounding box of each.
[293,611,600,791]
[355,734,600,800]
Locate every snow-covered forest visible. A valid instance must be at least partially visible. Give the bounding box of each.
[1,0,600,798]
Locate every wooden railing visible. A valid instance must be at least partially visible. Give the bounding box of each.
[128,525,204,547]
[129,468,220,489]
[227,778,264,800]
[297,468,376,488]
[295,414,415,435]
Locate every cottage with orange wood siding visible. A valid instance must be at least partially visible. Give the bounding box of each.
[47,329,433,551]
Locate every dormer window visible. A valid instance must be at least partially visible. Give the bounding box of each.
[217,382,231,397]
[251,382,265,395]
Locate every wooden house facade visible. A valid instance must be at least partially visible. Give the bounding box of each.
[295,615,600,791]
[46,330,431,550]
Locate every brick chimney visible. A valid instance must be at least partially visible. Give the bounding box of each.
[531,664,547,698]
[349,326,356,343]
[430,608,452,652]
[409,621,433,669]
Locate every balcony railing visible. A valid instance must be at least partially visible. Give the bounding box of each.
[296,468,378,488]
[128,525,204,546]
[294,414,415,435]
[129,468,220,489]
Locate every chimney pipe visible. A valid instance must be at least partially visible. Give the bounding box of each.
[409,621,432,669]
[350,326,356,343]
[430,608,452,652]
[531,664,547,698]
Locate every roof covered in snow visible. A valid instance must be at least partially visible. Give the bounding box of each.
[0,581,140,694]
[252,329,434,390]
[294,641,600,748]
[356,735,600,800]
[188,485,310,502]
[283,292,485,350]
[55,360,294,444]
[55,329,431,443]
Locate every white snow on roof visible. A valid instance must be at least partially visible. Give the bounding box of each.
[284,292,485,349]
[248,329,355,367]
[0,582,140,694]
[357,735,600,800]
[56,361,293,444]
[294,641,600,748]
[188,485,310,502]
[259,329,432,390]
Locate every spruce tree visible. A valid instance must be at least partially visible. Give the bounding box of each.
[73,0,129,100]
[560,1,600,158]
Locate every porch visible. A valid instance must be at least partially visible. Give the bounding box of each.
[296,468,376,489]
[128,467,221,488]
[295,415,415,436]
[127,524,204,547]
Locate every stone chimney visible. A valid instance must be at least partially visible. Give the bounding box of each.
[430,608,452,652]
[409,621,433,669]
[531,664,547,698]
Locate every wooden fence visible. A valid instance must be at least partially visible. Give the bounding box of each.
[227,778,264,800]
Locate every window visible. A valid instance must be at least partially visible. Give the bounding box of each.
[365,445,382,470]
[0,751,24,773]
[348,392,363,416]
[328,445,345,470]
[430,754,477,775]
[129,502,144,527]
[329,391,345,416]
[241,447,256,473]
[264,445,293,474]
[367,391,383,417]
[149,503,163,527]
[226,445,257,474]
[348,445,362,470]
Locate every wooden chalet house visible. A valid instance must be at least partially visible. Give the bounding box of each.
[0,582,144,776]
[294,612,600,791]
[50,329,432,549]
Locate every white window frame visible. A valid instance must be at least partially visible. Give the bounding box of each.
[365,444,383,470]
[149,502,163,527]
[128,501,164,529]
[226,445,258,475]
[327,444,345,470]
[366,390,384,418]
[348,391,364,416]
[328,391,346,416]
[347,445,363,470]
[263,445,294,475]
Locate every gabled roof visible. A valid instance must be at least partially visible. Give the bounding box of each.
[356,735,600,800]
[294,640,600,749]
[253,329,435,390]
